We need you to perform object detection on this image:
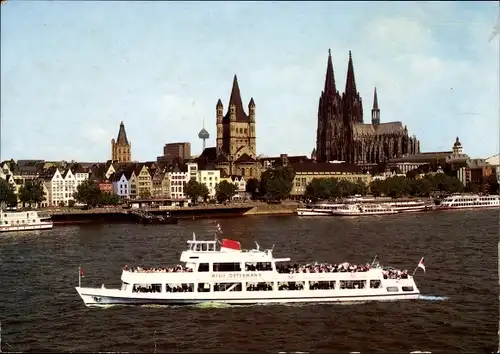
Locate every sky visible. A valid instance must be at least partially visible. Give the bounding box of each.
[1,1,499,162]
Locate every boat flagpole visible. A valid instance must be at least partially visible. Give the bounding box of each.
[412,257,425,276]
[78,266,81,288]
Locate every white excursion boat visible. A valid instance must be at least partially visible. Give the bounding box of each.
[296,203,344,216]
[75,232,423,307]
[331,203,399,216]
[0,209,53,232]
[384,200,434,213]
[437,194,500,210]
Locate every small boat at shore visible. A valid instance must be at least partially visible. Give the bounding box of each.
[0,209,53,232]
[332,203,398,216]
[296,203,344,216]
[75,228,423,307]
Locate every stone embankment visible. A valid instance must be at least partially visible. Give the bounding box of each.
[244,201,298,216]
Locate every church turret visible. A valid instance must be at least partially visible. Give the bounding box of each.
[248,97,255,122]
[371,87,380,125]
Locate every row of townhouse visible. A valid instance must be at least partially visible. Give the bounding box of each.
[109,162,249,201]
[0,159,90,207]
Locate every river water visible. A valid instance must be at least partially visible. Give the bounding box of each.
[0,209,497,353]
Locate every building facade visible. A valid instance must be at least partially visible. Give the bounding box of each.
[315,50,420,165]
[160,142,191,163]
[111,121,132,163]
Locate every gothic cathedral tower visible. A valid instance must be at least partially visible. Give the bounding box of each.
[111,121,132,163]
[216,75,256,160]
[316,49,342,163]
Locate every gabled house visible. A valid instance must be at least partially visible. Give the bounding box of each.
[135,164,152,199]
[151,167,168,198]
[229,175,247,199]
[112,171,132,199]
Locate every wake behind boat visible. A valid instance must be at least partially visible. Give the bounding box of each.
[75,229,425,307]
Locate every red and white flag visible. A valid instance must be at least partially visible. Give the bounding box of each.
[221,239,241,252]
[79,267,85,278]
[216,224,223,234]
[417,257,425,273]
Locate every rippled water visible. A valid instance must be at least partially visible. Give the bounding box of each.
[0,209,497,353]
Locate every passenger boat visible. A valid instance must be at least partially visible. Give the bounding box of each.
[383,200,433,213]
[0,209,53,232]
[296,203,344,216]
[75,232,422,307]
[436,194,500,210]
[331,203,399,216]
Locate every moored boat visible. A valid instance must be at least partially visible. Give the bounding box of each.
[331,203,399,216]
[0,209,53,232]
[436,194,500,210]
[384,200,434,213]
[296,203,344,216]
[75,230,423,307]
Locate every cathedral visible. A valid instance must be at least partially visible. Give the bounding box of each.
[111,121,132,163]
[315,50,420,165]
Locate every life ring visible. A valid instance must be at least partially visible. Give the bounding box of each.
[93,296,102,303]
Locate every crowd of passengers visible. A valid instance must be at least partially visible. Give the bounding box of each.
[277,262,372,274]
[245,263,273,271]
[383,269,408,279]
[247,283,273,291]
[124,265,193,273]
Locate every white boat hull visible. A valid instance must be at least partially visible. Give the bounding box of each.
[296,209,333,216]
[76,287,420,306]
[332,210,399,216]
[0,222,53,232]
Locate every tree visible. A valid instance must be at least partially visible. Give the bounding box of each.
[73,180,102,207]
[215,180,237,203]
[0,178,17,207]
[184,180,209,204]
[245,178,259,199]
[100,193,121,206]
[18,180,46,207]
[139,189,151,199]
[260,165,295,201]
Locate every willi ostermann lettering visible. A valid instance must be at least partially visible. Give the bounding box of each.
[212,272,262,279]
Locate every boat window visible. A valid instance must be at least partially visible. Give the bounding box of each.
[132,283,162,293]
[247,282,273,291]
[32,220,35,223]
[214,282,242,292]
[4,221,7,224]
[370,280,382,289]
[310,281,335,290]
[278,281,305,291]
[121,282,129,291]
[386,286,399,292]
[213,262,241,272]
[340,280,366,289]
[166,283,194,292]
[198,263,209,272]
[245,262,272,271]
[402,286,414,292]
[197,283,211,292]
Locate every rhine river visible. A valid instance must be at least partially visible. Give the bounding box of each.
[0,209,497,353]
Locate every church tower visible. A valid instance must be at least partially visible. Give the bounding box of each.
[371,87,380,125]
[342,51,363,125]
[111,121,132,163]
[316,49,343,163]
[215,75,256,159]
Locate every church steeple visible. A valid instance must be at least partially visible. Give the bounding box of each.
[371,87,380,125]
[345,50,357,94]
[116,121,129,145]
[324,48,337,93]
[224,75,249,122]
[342,50,363,125]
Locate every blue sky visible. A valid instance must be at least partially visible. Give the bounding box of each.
[1,1,499,162]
